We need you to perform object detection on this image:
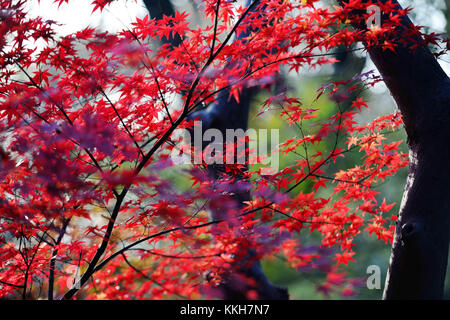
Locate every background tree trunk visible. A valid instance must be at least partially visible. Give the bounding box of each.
[143,0,288,300]
[338,0,450,299]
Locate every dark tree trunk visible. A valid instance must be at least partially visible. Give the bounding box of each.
[370,35,450,300]
[186,0,288,300]
[143,0,181,46]
[188,86,288,300]
[339,0,450,299]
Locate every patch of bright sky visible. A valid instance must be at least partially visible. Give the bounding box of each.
[25,0,148,36]
[399,0,450,74]
[25,0,450,92]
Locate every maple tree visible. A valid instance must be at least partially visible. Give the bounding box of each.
[0,0,448,300]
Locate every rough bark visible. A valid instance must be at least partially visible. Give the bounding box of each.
[339,0,450,299]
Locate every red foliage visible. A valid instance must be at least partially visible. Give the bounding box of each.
[0,0,444,299]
